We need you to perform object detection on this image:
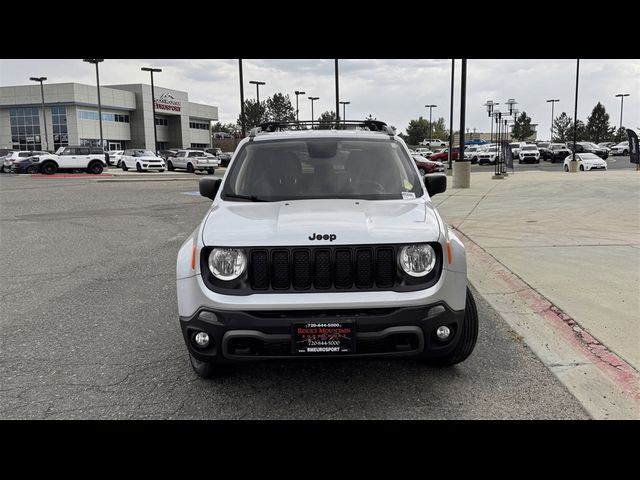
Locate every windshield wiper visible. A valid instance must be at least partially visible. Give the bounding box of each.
[222,193,270,202]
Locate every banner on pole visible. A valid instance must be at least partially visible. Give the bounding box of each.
[627,129,639,164]
[501,141,513,169]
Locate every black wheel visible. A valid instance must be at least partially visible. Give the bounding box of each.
[0,165,4,173]
[564,164,569,172]
[186,163,194,173]
[208,169,215,175]
[518,160,522,164]
[158,169,165,173]
[421,287,479,366]
[189,353,219,379]
[41,162,57,175]
[579,165,584,171]
[167,160,174,171]
[623,149,628,156]
[136,162,142,172]
[88,162,103,174]
[116,159,121,168]
[121,161,128,171]
[418,168,426,175]
[26,165,39,174]
[536,159,540,163]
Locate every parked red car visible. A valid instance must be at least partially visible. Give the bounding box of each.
[412,154,444,174]
[429,147,461,162]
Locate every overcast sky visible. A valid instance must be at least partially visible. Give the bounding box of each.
[1,59,638,139]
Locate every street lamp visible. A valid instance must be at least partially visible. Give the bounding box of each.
[546,99,560,141]
[615,93,630,133]
[425,104,437,146]
[294,90,306,124]
[308,96,319,128]
[339,101,350,125]
[83,59,104,150]
[250,80,266,125]
[239,60,245,137]
[29,76,49,151]
[141,66,162,153]
[571,59,580,170]
[484,100,498,151]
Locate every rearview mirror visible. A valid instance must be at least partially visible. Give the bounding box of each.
[424,173,447,197]
[199,178,222,200]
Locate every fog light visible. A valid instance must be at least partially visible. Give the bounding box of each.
[436,325,451,340]
[194,331,210,348]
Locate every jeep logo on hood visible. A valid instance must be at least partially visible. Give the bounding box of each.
[309,233,337,242]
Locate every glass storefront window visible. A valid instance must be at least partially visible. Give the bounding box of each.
[9,107,42,150]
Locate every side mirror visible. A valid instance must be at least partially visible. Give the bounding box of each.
[424,173,447,197]
[199,177,222,200]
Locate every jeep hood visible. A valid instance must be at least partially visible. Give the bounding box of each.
[201,199,441,247]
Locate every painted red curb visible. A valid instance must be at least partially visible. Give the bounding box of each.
[30,174,113,178]
[456,229,640,404]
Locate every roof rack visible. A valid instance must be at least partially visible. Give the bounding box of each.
[249,120,396,139]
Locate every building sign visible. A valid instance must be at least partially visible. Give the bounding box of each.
[154,92,181,112]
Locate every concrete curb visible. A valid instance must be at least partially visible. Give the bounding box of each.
[457,228,640,420]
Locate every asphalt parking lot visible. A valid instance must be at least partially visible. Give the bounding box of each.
[0,175,590,419]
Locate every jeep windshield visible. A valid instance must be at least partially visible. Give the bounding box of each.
[222,138,424,202]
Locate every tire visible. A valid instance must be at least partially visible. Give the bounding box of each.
[41,161,57,175]
[623,150,628,156]
[421,287,479,366]
[518,160,522,164]
[159,169,165,173]
[26,165,39,174]
[167,160,174,171]
[87,161,103,174]
[0,165,4,173]
[536,159,540,164]
[564,165,569,172]
[579,165,584,171]
[116,160,121,168]
[189,353,220,379]
[121,160,128,171]
[208,169,215,175]
[136,162,142,172]
[186,163,194,173]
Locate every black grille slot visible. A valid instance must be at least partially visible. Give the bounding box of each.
[292,250,311,290]
[334,249,353,288]
[314,249,331,289]
[376,248,395,287]
[271,250,290,289]
[355,249,374,288]
[250,251,269,289]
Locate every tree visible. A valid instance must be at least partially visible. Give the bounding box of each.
[266,93,295,122]
[317,110,337,129]
[585,102,614,143]
[405,117,430,145]
[568,119,587,142]
[613,126,627,143]
[552,112,573,143]
[512,111,535,141]
[431,117,449,141]
[237,99,267,131]
[212,122,238,134]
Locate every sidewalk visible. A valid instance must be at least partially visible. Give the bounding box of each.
[435,170,640,418]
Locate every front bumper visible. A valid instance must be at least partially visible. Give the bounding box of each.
[141,163,165,170]
[181,302,465,363]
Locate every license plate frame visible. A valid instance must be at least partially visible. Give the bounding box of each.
[292,321,356,355]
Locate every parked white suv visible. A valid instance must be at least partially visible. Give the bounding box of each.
[609,141,629,156]
[120,149,165,172]
[176,120,478,378]
[30,146,108,175]
[2,150,48,173]
[167,150,219,174]
[419,138,447,148]
[518,144,540,163]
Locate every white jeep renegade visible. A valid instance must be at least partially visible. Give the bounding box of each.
[176,121,478,378]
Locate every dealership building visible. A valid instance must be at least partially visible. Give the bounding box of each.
[0,83,218,152]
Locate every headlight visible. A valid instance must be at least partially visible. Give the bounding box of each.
[399,244,436,277]
[208,248,246,280]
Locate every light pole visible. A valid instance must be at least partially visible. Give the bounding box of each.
[29,76,49,151]
[425,104,437,146]
[335,59,340,126]
[308,96,319,128]
[239,60,245,137]
[83,59,104,150]
[546,99,560,141]
[448,59,455,171]
[249,80,266,124]
[339,101,350,126]
[615,93,630,134]
[452,59,469,189]
[141,66,162,153]
[571,59,580,171]
[295,90,306,124]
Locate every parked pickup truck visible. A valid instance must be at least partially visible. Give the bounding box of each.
[167,149,220,174]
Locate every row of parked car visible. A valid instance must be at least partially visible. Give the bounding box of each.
[0,146,236,175]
